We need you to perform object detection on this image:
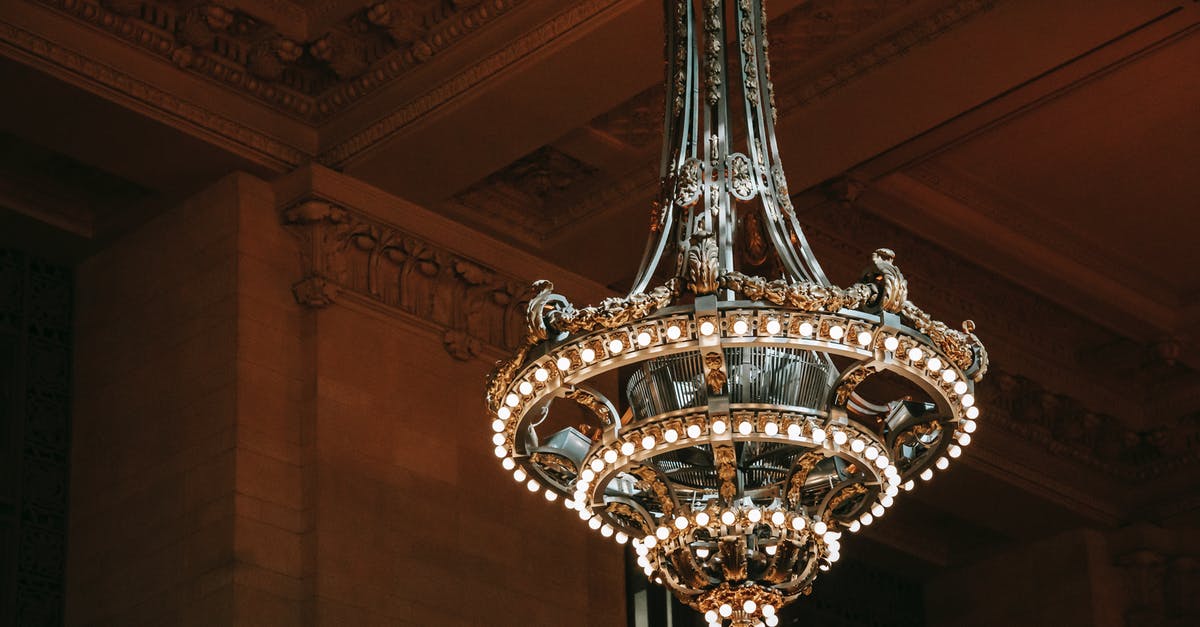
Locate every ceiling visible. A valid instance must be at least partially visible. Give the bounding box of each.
[1,0,1198,576]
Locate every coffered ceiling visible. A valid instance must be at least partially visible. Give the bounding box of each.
[1,0,1198,574]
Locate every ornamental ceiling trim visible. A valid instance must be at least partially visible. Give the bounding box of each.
[0,19,307,169]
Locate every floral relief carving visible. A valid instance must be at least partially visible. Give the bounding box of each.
[283,198,530,361]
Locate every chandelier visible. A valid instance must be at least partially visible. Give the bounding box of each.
[485,1,988,624]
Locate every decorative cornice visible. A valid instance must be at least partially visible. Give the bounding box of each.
[281,198,532,361]
[0,18,307,168]
[319,0,624,167]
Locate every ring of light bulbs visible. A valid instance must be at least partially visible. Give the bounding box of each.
[489,301,980,622]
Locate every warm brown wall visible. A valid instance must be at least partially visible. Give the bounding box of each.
[68,167,625,625]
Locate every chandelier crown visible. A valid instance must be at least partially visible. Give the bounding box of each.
[486,2,988,625]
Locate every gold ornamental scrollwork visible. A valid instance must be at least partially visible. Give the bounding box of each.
[630,465,676,519]
[687,230,721,295]
[720,272,877,312]
[785,451,825,507]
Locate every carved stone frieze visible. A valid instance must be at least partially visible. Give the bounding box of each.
[282,198,531,362]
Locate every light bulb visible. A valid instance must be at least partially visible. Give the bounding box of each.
[733,319,749,334]
[936,456,950,470]
[860,513,874,526]
[642,435,657,450]
[881,495,895,508]
[920,468,934,482]
[864,445,878,459]
[961,393,975,408]
[787,423,802,438]
[719,604,733,618]
[942,369,957,383]
[513,468,527,482]
[763,604,776,618]
[747,508,762,523]
[621,441,636,456]
[535,367,550,382]
[813,521,828,535]
[963,419,978,433]
[811,427,826,443]
[799,321,814,337]
[666,325,682,340]
[492,419,506,433]
[771,510,786,525]
[608,339,623,353]
[497,407,511,422]
[791,516,805,531]
[857,331,873,346]
[765,545,777,555]
[832,430,848,445]
[904,480,915,491]
[644,536,657,548]
[848,520,861,533]
[829,325,845,340]
[493,445,507,458]
[664,428,679,443]
[954,380,969,395]
[908,347,924,362]
[527,479,540,492]
[884,336,900,352]
[696,547,710,558]
[687,424,702,438]
[744,600,757,614]
[675,516,689,530]
[765,319,781,334]
[616,532,628,544]
[695,511,710,525]
[875,456,889,469]
[518,381,533,395]
[545,490,558,502]
[738,420,753,435]
[555,356,571,371]
[764,421,779,436]
[850,439,865,453]
[588,517,602,530]
[636,331,652,347]
[721,510,736,525]
[590,458,604,473]
[656,526,670,540]
[822,531,839,544]
[603,450,618,464]
[580,348,596,363]
[927,357,943,372]
[958,433,971,446]
[712,420,727,435]
[699,320,716,336]
[505,393,520,408]
[871,503,885,517]
[886,485,899,498]
[966,406,980,419]
[501,457,515,470]
[492,433,505,446]
[705,611,718,623]
[600,524,613,537]
[580,469,595,484]
[766,616,779,627]
[948,444,962,458]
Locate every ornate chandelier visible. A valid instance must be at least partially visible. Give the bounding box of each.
[485,1,988,624]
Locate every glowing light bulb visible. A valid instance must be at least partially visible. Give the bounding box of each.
[920,468,934,481]
[927,357,943,372]
[699,320,716,336]
[505,394,520,408]
[580,348,596,363]
[656,526,670,540]
[492,419,506,433]
[696,547,710,559]
[884,336,900,352]
[600,524,613,536]
[871,503,885,517]
[908,347,924,362]
[513,468,527,482]
[695,511,710,526]
[644,536,657,548]
[621,441,636,456]
[719,604,733,618]
[744,600,758,614]
[811,427,826,443]
[747,508,762,523]
[641,435,657,450]
[766,615,780,626]
[738,421,753,435]
[608,339,624,353]
[860,513,874,526]
[493,446,507,458]
[733,319,749,334]
[954,380,969,395]
[527,479,540,492]
[664,428,679,443]
[765,319,781,335]
[764,421,779,436]
[636,331,652,347]
[706,611,719,623]
[603,450,617,464]
[721,510,737,525]
[963,419,978,433]
[875,456,889,469]
[848,520,861,533]
[958,433,971,446]
[864,445,879,459]
[791,516,806,531]
[942,369,957,383]
[580,469,594,482]
[771,510,786,525]
[712,420,727,435]
[588,517,602,529]
[501,457,516,470]
[590,458,604,473]
[556,356,572,371]
[492,433,505,445]
[666,325,682,340]
[813,521,828,535]
[616,532,628,544]
[762,605,776,618]
[497,406,511,420]
[948,444,962,458]
[534,367,550,382]
[857,331,873,346]
[518,381,533,395]
[881,495,895,508]
[966,406,980,419]
[799,322,814,337]
[687,424,702,438]
[904,480,915,491]
[675,516,689,530]
[787,423,802,439]
[545,490,558,502]
[829,325,845,340]
[832,430,848,445]
[961,393,975,408]
[765,544,777,555]
[850,439,865,453]
[886,485,899,498]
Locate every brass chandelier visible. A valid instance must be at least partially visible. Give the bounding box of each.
[485,0,988,624]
